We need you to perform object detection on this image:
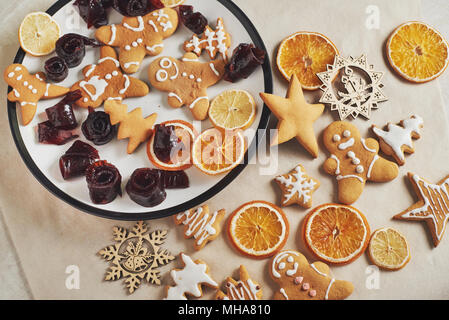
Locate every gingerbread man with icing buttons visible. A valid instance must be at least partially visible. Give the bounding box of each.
[71,46,149,109]
[95,8,178,74]
[323,121,399,205]
[269,250,354,300]
[4,64,69,125]
[148,53,225,120]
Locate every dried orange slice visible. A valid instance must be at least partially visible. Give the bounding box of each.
[368,228,411,271]
[19,12,61,56]
[192,128,246,175]
[303,204,370,265]
[228,201,289,259]
[147,120,197,171]
[160,0,185,7]
[209,90,257,131]
[387,21,449,83]
[277,31,338,90]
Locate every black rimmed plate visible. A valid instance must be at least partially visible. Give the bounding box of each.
[7,0,272,221]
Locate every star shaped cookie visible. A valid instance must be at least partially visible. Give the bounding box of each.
[274,164,320,208]
[394,172,449,247]
[260,75,324,158]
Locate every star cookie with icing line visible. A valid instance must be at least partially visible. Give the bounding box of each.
[95,8,178,74]
[4,64,69,125]
[148,53,226,121]
[372,115,423,166]
[259,74,324,158]
[394,173,449,247]
[274,164,320,209]
[215,265,262,300]
[317,54,387,120]
[71,46,149,109]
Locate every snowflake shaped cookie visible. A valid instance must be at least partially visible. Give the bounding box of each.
[98,221,175,294]
[317,54,387,120]
[274,164,320,208]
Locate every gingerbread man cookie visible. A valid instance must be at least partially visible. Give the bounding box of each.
[183,18,231,61]
[174,205,226,251]
[164,253,218,300]
[323,121,399,205]
[71,46,149,109]
[148,53,225,120]
[95,8,178,74]
[270,250,354,300]
[215,265,262,300]
[5,64,69,125]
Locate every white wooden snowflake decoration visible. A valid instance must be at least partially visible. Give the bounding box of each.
[317,54,387,120]
[98,221,175,294]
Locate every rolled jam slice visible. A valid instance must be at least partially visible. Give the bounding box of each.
[86,160,122,204]
[44,57,69,83]
[59,140,100,180]
[224,43,266,83]
[126,168,166,207]
[56,33,100,68]
[82,108,117,145]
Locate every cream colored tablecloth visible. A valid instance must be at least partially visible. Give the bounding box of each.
[1,0,449,300]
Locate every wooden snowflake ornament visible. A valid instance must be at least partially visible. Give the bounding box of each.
[98,221,175,294]
[317,54,387,120]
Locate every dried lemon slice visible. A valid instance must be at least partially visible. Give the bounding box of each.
[19,12,61,56]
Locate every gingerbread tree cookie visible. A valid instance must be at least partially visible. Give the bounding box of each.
[183,18,231,60]
[4,64,69,125]
[274,164,320,208]
[164,253,218,300]
[95,8,178,74]
[215,265,262,300]
[270,250,354,300]
[372,115,424,166]
[259,74,324,158]
[104,100,157,154]
[174,205,226,251]
[323,121,399,205]
[148,53,226,120]
[71,46,149,109]
[394,173,449,247]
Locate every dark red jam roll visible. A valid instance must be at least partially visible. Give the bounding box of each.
[161,170,189,189]
[112,0,163,17]
[224,43,266,83]
[38,121,79,145]
[126,168,166,207]
[153,124,180,163]
[82,108,117,145]
[179,5,208,35]
[44,57,69,83]
[56,33,100,68]
[86,161,122,204]
[59,140,100,180]
[74,0,111,29]
[45,90,81,130]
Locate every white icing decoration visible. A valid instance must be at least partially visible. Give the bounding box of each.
[168,92,183,104]
[125,45,131,51]
[275,165,317,205]
[44,83,50,97]
[356,165,364,173]
[227,279,260,300]
[148,20,158,32]
[286,263,298,276]
[8,72,14,78]
[278,262,285,270]
[170,62,179,80]
[372,115,424,162]
[124,61,140,69]
[98,57,120,68]
[176,208,219,246]
[156,70,168,82]
[310,263,335,300]
[32,89,37,94]
[182,57,199,62]
[333,134,341,142]
[83,98,88,102]
[367,154,379,179]
[337,174,364,183]
[20,102,36,106]
[330,155,341,175]
[28,85,33,90]
[189,75,194,80]
[132,41,138,47]
[160,20,173,32]
[185,19,228,59]
[196,78,202,83]
[13,89,20,98]
[24,81,28,86]
[182,72,187,77]
[209,63,220,76]
[146,43,164,53]
[34,74,42,81]
[15,67,21,71]
[164,253,218,300]
[137,38,143,43]
[123,16,144,32]
[160,58,172,68]
[347,151,361,165]
[338,138,355,150]
[112,71,118,76]
[105,74,112,80]
[119,75,130,95]
[189,96,208,109]
[108,24,116,45]
[80,76,108,102]
[279,288,289,300]
[107,97,121,101]
[287,256,294,263]
[17,75,23,81]
[361,138,376,153]
[271,251,300,279]
[343,130,351,138]
[85,65,96,77]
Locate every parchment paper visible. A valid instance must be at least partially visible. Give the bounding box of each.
[1,0,449,299]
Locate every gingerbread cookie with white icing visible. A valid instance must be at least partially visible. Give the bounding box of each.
[95,8,178,74]
[215,265,262,300]
[372,115,423,166]
[323,121,399,205]
[174,205,226,251]
[183,18,231,61]
[4,64,69,125]
[269,250,353,300]
[148,53,226,120]
[164,253,218,300]
[71,46,149,109]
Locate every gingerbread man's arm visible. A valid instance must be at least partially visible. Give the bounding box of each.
[95,24,124,47]
[327,279,354,300]
[323,157,339,176]
[203,59,226,87]
[364,137,380,153]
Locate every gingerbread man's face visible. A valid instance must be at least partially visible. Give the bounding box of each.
[323,121,362,157]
